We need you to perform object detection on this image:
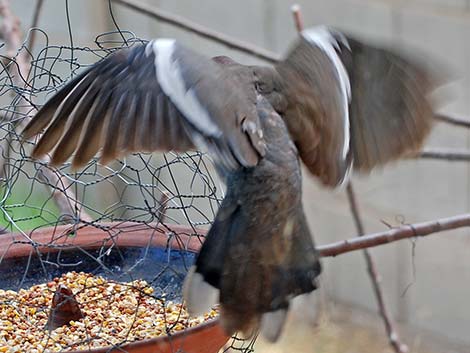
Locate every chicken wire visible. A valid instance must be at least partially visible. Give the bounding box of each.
[0,9,257,353]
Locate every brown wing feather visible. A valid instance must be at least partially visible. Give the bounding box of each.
[276,27,441,186]
[22,71,89,140]
[50,77,102,165]
[72,91,112,168]
[276,35,351,187]
[345,37,436,171]
[22,40,265,172]
[31,73,98,159]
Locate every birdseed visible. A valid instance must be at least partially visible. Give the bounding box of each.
[0,271,218,352]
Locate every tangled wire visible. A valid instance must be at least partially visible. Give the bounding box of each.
[0,3,256,351]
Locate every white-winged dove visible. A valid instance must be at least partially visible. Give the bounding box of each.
[22,26,440,341]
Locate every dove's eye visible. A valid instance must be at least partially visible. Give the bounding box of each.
[256,81,272,94]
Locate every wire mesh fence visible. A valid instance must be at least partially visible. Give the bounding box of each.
[0,5,256,352]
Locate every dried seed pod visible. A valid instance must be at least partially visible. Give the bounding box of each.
[46,284,84,331]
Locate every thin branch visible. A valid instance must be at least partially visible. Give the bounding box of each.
[318,212,470,257]
[0,0,92,223]
[0,0,44,177]
[346,183,408,353]
[0,0,34,180]
[157,191,170,224]
[27,0,45,51]
[291,4,304,34]
[110,0,280,63]
[0,0,29,101]
[435,113,470,129]
[418,148,470,162]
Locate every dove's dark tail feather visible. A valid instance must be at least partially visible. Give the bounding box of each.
[183,200,321,342]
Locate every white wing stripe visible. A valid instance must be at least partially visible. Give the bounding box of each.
[301,26,351,161]
[148,39,222,137]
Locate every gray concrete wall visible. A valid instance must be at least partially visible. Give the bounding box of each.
[8,0,470,347]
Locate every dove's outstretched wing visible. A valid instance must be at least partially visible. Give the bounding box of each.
[276,26,438,186]
[343,34,435,172]
[22,40,319,343]
[23,40,266,173]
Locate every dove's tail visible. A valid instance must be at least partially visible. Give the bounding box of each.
[183,199,321,342]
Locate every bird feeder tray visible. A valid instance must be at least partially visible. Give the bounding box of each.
[0,222,229,353]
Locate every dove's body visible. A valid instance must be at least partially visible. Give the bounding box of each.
[185,96,320,338]
[22,26,440,342]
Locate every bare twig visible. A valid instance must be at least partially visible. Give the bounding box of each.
[291,4,304,34]
[27,0,45,51]
[35,163,93,223]
[0,0,44,177]
[346,183,408,353]
[0,0,34,180]
[318,212,470,257]
[110,0,280,63]
[0,0,92,223]
[418,148,470,161]
[0,0,30,103]
[435,113,470,129]
[157,191,170,224]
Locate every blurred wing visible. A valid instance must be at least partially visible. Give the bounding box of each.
[276,27,352,187]
[343,35,435,172]
[22,40,265,171]
[277,26,438,186]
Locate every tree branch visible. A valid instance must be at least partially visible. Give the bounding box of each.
[418,148,470,162]
[318,212,470,257]
[110,0,280,63]
[0,0,30,102]
[0,0,92,223]
[346,183,408,353]
[27,0,44,51]
[435,113,470,129]
[291,4,304,34]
